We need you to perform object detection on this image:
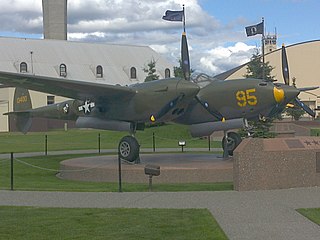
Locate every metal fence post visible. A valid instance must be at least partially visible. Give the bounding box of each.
[118,154,122,193]
[98,133,101,154]
[10,152,13,191]
[208,136,211,151]
[45,135,48,156]
[153,132,156,152]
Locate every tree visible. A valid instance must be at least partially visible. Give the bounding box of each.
[238,118,276,138]
[285,105,305,120]
[244,49,275,81]
[241,49,277,138]
[174,59,184,78]
[144,59,159,82]
[174,59,194,78]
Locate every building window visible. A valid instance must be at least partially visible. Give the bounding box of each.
[20,62,27,73]
[47,96,55,105]
[96,65,103,78]
[165,68,171,78]
[130,67,137,79]
[59,63,67,77]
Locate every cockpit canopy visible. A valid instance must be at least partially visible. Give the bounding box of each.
[191,72,218,87]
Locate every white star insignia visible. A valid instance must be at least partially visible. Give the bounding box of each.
[78,100,95,114]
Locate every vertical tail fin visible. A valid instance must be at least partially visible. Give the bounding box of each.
[13,87,32,133]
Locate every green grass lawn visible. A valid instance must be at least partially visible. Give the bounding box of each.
[0,154,233,192]
[297,208,320,225]
[0,206,228,240]
[0,124,221,153]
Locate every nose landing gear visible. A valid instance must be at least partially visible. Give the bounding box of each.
[222,131,242,157]
[118,135,140,162]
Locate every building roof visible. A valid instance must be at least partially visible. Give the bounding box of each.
[0,37,173,86]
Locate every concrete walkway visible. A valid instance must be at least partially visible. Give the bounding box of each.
[1,187,320,240]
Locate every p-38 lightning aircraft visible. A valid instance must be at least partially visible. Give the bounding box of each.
[0,32,317,162]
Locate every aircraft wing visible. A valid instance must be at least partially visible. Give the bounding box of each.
[0,71,136,101]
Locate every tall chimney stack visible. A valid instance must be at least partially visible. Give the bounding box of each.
[42,0,67,40]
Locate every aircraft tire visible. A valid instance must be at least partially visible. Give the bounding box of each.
[222,132,242,156]
[118,136,140,162]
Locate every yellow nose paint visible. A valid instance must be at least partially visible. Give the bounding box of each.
[273,87,285,103]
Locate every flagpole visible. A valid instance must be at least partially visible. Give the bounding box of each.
[183,4,186,32]
[261,17,265,80]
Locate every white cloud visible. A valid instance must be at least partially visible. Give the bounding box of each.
[0,0,42,13]
[198,42,256,74]
[0,0,256,75]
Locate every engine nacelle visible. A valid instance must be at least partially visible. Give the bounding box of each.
[76,117,133,132]
[190,118,245,137]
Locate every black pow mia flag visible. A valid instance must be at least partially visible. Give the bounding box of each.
[245,22,264,37]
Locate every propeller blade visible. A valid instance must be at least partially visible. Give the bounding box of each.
[268,102,286,118]
[297,86,319,92]
[181,32,191,81]
[281,44,290,85]
[294,98,316,117]
[195,96,225,121]
[151,95,183,122]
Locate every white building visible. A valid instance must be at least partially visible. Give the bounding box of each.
[0,37,174,132]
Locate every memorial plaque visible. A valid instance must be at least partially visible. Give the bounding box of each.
[234,138,320,191]
[285,139,305,149]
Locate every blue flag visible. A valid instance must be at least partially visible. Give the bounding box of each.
[162,10,183,21]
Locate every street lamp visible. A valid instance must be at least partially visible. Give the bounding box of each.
[178,140,186,152]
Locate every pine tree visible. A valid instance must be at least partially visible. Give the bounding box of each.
[174,59,194,78]
[174,59,184,78]
[244,49,275,81]
[285,105,305,120]
[241,49,277,138]
[144,59,159,82]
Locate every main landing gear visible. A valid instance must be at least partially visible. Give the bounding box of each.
[118,135,140,162]
[222,131,242,157]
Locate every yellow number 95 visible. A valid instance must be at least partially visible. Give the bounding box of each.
[236,88,257,107]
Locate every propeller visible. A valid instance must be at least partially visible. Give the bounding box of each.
[195,95,225,121]
[281,44,317,117]
[294,98,316,117]
[150,95,183,122]
[181,32,226,121]
[147,31,199,123]
[181,32,191,81]
[281,44,290,85]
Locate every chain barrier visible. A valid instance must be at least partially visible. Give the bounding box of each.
[138,135,153,142]
[14,157,110,173]
[0,158,9,165]
[1,131,214,154]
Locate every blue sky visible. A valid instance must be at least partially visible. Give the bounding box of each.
[200,0,320,45]
[0,0,319,75]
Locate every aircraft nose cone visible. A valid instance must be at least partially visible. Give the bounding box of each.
[273,85,299,104]
[176,79,200,98]
[283,85,300,102]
